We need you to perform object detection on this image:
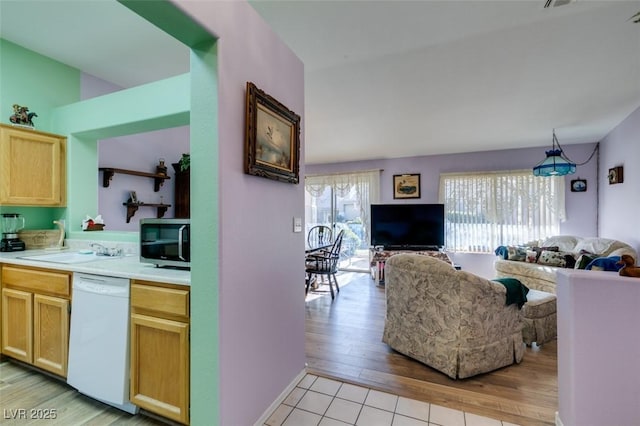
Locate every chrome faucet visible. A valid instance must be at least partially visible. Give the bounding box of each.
[90,242,107,254]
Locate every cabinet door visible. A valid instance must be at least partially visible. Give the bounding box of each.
[130,313,190,425]
[0,126,66,206]
[33,294,69,377]
[1,288,33,362]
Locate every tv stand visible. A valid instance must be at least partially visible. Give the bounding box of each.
[369,247,452,285]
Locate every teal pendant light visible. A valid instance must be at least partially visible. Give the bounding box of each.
[533,130,576,177]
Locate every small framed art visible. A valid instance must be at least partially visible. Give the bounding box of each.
[570,179,587,193]
[393,174,421,199]
[608,166,623,184]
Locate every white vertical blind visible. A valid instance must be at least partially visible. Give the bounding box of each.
[439,170,565,252]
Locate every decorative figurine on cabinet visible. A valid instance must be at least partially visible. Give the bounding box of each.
[9,104,38,127]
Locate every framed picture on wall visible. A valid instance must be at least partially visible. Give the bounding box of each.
[393,174,421,199]
[244,81,301,184]
[570,179,587,192]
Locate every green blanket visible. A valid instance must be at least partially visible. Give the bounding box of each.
[492,278,529,309]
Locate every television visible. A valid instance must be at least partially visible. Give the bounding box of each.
[370,203,445,250]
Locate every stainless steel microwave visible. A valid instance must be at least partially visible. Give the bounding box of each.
[140,218,190,268]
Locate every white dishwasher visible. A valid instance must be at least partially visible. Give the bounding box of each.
[67,273,138,414]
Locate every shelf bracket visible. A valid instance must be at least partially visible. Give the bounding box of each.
[124,203,140,223]
[157,204,169,218]
[123,203,171,223]
[154,176,165,192]
[102,169,115,188]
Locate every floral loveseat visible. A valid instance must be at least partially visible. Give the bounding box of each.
[494,236,637,294]
[383,254,524,379]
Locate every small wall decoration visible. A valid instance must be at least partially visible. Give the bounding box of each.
[393,174,421,199]
[128,191,138,204]
[245,82,301,184]
[608,166,624,184]
[9,104,38,127]
[570,179,587,193]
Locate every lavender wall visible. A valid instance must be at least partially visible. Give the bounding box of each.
[97,127,189,230]
[599,106,640,254]
[307,143,599,277]
[557,269,640,426]
[173,2,306,425]
[81,74,190,231]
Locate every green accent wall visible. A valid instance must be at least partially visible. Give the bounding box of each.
[0,38,80,229]
[0,39,80,130]
[188,40,220,425]
[51,74,190,238]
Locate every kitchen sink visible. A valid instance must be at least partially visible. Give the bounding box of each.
[18,251,120,264]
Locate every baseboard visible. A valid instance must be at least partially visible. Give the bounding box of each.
[253,368,307,426]
[555,411,565,426]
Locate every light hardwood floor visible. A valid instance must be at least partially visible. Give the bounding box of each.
[0,361,167,425]
[305,272,558,426]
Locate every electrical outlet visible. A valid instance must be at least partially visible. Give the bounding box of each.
[293,217,302,233]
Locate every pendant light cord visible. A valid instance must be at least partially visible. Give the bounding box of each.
[554,133,599,166]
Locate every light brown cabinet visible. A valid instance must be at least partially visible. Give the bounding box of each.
[130,280,190,425]
[0,265,70,377]
[0,124,67,206]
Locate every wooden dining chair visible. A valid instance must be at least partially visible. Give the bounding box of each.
[305,230,344,299]
[307,225,333,249]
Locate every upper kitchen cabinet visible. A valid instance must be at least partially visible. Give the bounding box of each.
[0,124,67,206]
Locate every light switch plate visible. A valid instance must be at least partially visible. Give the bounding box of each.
[293,217,302,233]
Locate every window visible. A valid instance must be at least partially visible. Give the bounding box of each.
[439,170,565,253]
[305,170,380,270]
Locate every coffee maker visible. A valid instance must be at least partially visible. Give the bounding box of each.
[1,213,26,252]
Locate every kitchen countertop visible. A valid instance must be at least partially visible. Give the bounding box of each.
[0,249,190,286]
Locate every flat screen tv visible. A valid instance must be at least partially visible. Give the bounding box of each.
[370,203,445,250]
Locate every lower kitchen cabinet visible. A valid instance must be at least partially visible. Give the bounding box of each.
[33,294,69,375]
[0,265,71,377]
[130,280,190,425]
[1,288,33,362]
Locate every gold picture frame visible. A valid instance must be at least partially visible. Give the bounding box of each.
[245,82,301,184]
[393,174,421,199]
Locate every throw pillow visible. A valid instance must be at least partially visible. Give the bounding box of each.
[585,256,623,272]
[494,245,509,259]
[507,246,528,261]
[526,250,538,263]
[538,250,573,267]
[575,254,597,269]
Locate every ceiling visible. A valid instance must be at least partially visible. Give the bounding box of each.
[2,1,639,164]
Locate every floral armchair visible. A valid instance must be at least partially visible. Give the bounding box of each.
[383,254,524,379]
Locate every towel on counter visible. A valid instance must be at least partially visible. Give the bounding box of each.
[492,277,529,309]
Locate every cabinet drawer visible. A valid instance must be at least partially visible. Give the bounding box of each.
[131,282,189,319]
[1,266,70,298]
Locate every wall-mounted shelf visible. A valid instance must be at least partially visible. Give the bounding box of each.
[123,203,171,223]
[100,167,170,192]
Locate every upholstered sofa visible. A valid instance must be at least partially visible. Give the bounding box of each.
[383,254,524,379]
[495,236,637,294]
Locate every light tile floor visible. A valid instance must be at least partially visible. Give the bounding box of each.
[265,374,521,426]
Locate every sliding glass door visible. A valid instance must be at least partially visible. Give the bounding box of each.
[305,171,380,272]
